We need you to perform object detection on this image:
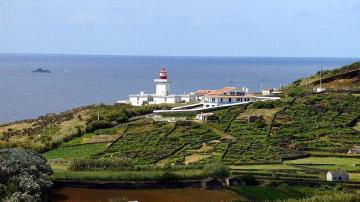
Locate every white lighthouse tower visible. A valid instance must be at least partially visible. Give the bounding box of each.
[154,67,170,96]
[127,66,195,106]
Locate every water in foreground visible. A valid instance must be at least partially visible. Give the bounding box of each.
[52,187,242,202]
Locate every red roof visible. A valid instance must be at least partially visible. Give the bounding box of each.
[207,87,236,95]
[194,89,214,95]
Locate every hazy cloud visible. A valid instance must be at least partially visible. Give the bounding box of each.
[69,13,99,26]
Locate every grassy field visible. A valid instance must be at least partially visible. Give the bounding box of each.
[284,157,360,174]
[37,92,359,182]
[51,169,204,181]
[230,164,297,170]
[232,184,340,201]
[285,157,360,166]
[43,143,109,160]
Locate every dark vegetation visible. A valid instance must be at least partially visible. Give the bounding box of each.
[270,93,360,156]
[232,183,360,202]
[0,148,53,202]
[203,164,230,178]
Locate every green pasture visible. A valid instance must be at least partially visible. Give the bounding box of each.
[43,143,109,160]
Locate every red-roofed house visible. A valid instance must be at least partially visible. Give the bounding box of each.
[198,87,257,108]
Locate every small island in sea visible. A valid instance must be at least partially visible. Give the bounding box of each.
[31,68,51,73]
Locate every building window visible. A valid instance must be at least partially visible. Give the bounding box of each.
[137,97,139,101]
[236,98,240,102]
[228,98,232,102]
[230,92,235,95]
[236,92,241,95]
[212,98,215,102]
[220,98,223,102]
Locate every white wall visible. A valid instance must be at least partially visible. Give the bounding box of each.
[129,96,150,106]
[155,81,170,96]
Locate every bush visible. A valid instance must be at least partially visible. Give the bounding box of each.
[253,101,275,109]
[292,79,302,86]
[305,95,322,105]
[158,171,181,182]
[203,164,229,178]
[85,120,113,133]
[239,174,257,185]
[288,87,306,97]
[69,158,134,171]
[0,148,53,202]
[254,119,267,128]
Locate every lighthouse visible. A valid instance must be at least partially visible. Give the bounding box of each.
[126,66,195,106]
[154,67,171,96]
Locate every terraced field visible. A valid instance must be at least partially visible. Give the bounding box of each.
[37,93,359,177]
[2,76,360,184]
[97,119,221,165]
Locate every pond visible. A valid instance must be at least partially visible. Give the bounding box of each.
[53,187,243,202]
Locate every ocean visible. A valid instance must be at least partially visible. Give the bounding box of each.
[0,54,358,123]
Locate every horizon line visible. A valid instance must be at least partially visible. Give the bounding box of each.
[0,52,359,60]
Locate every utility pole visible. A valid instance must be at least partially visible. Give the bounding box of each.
[97,110,100,121]
[320,67,323,91]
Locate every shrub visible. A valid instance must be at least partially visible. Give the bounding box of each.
[0,148,53,202]
[288,87,306,97]
[106,110,129,123]
[239,174,258,185]
[292,79,302,86]
[158,171,181,182]
[254,119,267,128]
[253,101,275,109]
[69,158,134,171]
[203,164,229,178]
[85,120,113,133]
[305,95,322,105]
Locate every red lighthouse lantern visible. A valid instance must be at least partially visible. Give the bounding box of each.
[159,66,168,79]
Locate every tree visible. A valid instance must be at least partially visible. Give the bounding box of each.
[0,148,53,202]
[203,164,230,178]
[288,87,306,97]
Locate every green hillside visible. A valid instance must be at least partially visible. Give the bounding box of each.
[1,62,360,201]
[1,62,360,193]
[293,61,360,90]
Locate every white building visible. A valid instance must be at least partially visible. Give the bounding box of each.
[128,67,195,106]
[195,112,214,122]
[326,170,349,182]
[262,88,282,96]
[314,87,326,93]
[198,87,257,108]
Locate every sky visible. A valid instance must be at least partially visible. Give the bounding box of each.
[0,0,359,57]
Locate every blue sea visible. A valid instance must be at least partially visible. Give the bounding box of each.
[0,54,358,123]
